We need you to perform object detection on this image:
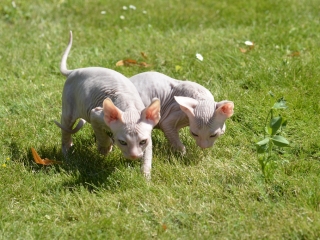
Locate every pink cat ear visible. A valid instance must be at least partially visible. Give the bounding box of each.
[142,98,161,126]
[174,96,199,117]
[103,98,123,125]
[216,101,234,118]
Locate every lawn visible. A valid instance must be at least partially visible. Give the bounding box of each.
[1,0,320,239]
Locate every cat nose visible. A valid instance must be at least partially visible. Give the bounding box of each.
[199,141,211,149]
[129,153,142,160]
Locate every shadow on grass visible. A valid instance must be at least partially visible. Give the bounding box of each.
[9,128,206,192]
[17,136,137,192]
[151,129,206,166]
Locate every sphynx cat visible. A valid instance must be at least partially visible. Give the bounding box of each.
[54,32,161,178]
[130,72,234,153]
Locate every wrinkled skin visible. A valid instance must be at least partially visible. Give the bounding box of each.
[130,72,234,153]
[54,31,160,179]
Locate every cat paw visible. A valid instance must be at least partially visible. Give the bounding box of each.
[62,142,73,156]
[98,145,113,155]
[143,172,151,181]
[172,145,186,155]
[180,146,186,155]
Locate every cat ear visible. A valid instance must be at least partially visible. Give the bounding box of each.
[215,101,234,118]
[141,98,161,126]
[103,98,123,125]
[174,96,199,117]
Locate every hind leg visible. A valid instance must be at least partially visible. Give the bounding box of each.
[60,115,77,156]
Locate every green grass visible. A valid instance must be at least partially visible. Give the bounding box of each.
[1,0,320,238]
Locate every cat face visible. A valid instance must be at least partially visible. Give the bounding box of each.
[175,96,234,149]
[108,120,154,159]
[103,98,160,160]
[189,122,226,149]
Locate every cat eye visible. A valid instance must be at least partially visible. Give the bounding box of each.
[191,131,198,137]
[140,139,147,145]
[118,140,127,146]
[210,133,218,138]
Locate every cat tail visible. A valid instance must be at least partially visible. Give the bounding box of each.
[60,31,73,77]
[53,119,86,134]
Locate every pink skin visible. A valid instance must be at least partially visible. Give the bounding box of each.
[130,72,234,153]
[55,31,161,179]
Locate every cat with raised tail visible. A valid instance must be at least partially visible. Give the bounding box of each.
[130,72,234,154]
[54,31,161,179]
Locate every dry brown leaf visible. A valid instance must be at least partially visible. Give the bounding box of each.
[240,48,247,53]
[123,59,138,65]
[116,58,151,67]
[116,59,138,66]
[139,62,151,67]
[116,60,125,66]
[288,51,300,57]
[162,224,167,231]
[31,148,62,165]
[240,45,254,53]
[140,52,148,59]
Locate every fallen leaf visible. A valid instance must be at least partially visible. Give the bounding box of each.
[116,60,124,66]
[240,41,255,53]
[31,148,62,165]
[139,62,151,67]
[140,52,148,59]
[116,59,137,66]
[162,223,167,231]
[240,43,254,53]
[123,59,138,65]
[239,48,247,53]
[116,58,151,67]
[287,51,300,57]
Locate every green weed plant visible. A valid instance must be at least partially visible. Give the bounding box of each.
[256,95,289,180]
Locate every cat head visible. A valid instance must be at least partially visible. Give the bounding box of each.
[174,96,234,149]
[103,98,160,160]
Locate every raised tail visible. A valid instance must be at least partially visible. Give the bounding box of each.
[60,31,73,76]
[53,119,86,134]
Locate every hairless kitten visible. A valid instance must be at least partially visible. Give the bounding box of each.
[54,32,161,179]
[130,72,234,153]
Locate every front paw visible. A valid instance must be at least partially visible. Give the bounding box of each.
[141,166,151,180]
[98,145,113,155]
[180,146,186,155]
[143,172,151,181]
[172,145,186,155]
